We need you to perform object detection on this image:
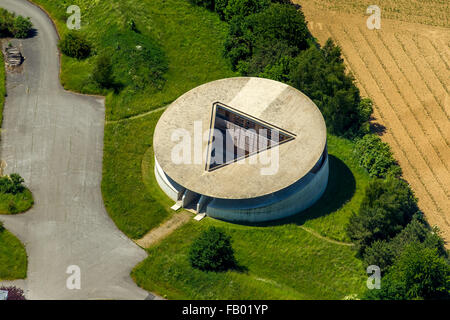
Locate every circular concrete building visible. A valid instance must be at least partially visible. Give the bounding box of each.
[153,77,328,223]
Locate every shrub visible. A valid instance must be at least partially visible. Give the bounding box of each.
[92,53,114,88]
[11,16,33,38]
[9,173,25,194]
[224,3,311,74]
[223,0,270,21]
[0,286,26,300]
[0,173,25,195]
[189,227,237,271]
[0,8,33,38]
[289,40,370,137]
[364,244,450,300]
[347,177,419,255]
[355,134,401,178]
[0,220,4,232]
[58,31,92,59]
[363,216,447,273]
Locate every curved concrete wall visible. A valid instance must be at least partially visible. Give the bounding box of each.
[205,153,329,222]
[154,157,184,201]
[155,148,329,223]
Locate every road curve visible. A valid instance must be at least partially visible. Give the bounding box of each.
[0,0,149,299]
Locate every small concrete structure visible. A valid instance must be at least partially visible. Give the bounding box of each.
[154,77,328,222]
[4,46,23,67]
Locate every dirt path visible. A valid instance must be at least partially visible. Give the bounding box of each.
[135,211,192,248]
[299,226,354,247]
[300,3,450,244]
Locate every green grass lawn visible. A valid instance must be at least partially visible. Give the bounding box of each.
[0,189,34,214]
[132,134,370,299]
[0,51,30,280]
[0,228,27,280]
[32,0,371,298]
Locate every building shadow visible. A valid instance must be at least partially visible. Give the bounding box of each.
[240,154,356,228]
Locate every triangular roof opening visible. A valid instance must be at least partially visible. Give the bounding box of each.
[205,102,296,171]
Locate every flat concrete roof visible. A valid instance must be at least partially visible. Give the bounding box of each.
[153,77,327,199]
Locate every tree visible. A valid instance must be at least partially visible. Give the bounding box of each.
[363,216,447,273]
[355,134,401,178]
[224,3,311,73]
[347,178,418,255]
[289,39,370,137]
[92,53,114,88]
[223,0,270,21]
[364,244,450,300]
[58,31,92,59]
[189,227,237,271]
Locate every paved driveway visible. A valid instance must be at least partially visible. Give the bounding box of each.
[0,0,149,299]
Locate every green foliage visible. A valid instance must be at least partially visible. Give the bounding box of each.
[0,220,4,232]
[364,244,450,300]
[189,0,215,10]
[355,134,401,178]
[0,228,27,280]
[189,226,237,272]
[132,220,366,299]
[289,40,370,137]
[224,3,311,74]
[11,16,33,38]
[0,174,25,195]
[58,31,92,59]
[347,178,418,255]
[102,29,168,91]
[223,0,270,21]
[363,216,447,273]
[92,53,114,88]
[0,8,33,38]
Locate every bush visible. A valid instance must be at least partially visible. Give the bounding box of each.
[0,173,25,195]
[363,216,447,273]
[224,3,311,74]
[0,8,33,38]
[289,40,370,137]
[11,16,33,38]
[364,244,450,300]
[58,31,92,59]
[347,177,419,255]
[0,220,4,232]
[0,286,26,300]
[223,0,270,21]
[355,134,401,178]
[92,53,114,88]
[189,227,237,271]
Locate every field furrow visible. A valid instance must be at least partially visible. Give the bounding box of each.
[348,26,449,201]
[361,28,450,175]
[397,34,450,116]
[326,23,450,239]
[378,31,450,144]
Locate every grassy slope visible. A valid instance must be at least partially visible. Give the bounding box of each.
[133,134,369,299]
[31,0,370,298]
[0,228,27,280]
[0,51,29,280]
[32,0,235,238]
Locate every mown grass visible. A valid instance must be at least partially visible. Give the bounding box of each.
[132,218,366,300]
[0,228,27,280]
[33,0,370,298]
[0,189,34,214]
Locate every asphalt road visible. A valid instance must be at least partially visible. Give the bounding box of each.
[0,0,149,299]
